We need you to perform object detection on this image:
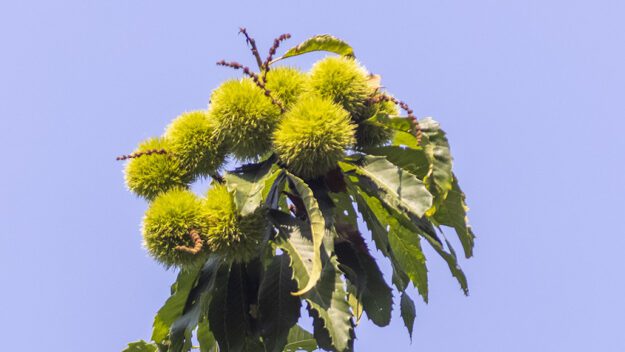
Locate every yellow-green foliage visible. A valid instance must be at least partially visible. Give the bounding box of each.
[142,188,209,269]
[164,110,226,180]
[355,100,399,148]
[273,95,356,179]
[202,185,267,263]
[264,67,307,108]
[307,56,373,119]
[209,78,281,160]
[124,138,191,200]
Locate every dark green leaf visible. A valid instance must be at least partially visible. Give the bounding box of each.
[151,267,201,344]
[197,319,218,352]
[345,175,411,293]
[362,145,430,180]
[264,170,286,210]
[122,340,157,352]
[329,191,358,228]
[387,219,429,302]
[208,263,256,352]
[419,117,453,211]
[386,191,466,297]
[357,175,468,296]
[283,325,318,352]
[258,254,301,352]
[304,256,354,352]
[400,292,416,341]
[335,227,393,327]
[285,172,326,296]
[307,179,337,227]
[224,157,278,216]
[350,155,433,218]
[269,210,316,297]
[421,229,469,295]
[433,176,476,258]
[169,256,223,352]
[345,174,429,301]
[272,34,354,64]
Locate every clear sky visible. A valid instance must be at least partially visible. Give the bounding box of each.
[1,1,624,351]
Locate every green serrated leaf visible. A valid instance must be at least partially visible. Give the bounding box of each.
[285,172,326,296]
[346,184,388,257]
[384,182,467,296]
[169,256,223,352]
[269,210,315,295]
[151,266,202,344]
[264,170,286,209]
[350,155,433,218]
[197,319,218,352]
[208,263,256,352]
[400,292,416,341]
[335,228,393,327]
[258,254,301,352]
[387,219,429,302]
[122,340,158,352]
[271,34,354,64]
[346,286,364,325]
[305,256,354,352]
[224,158,277,216]
[345,175,410,293]
[362,145,430,180]
[433,175,476,258]
[345,174,429,300]
[420,117,453,212]
[283,325,318,352]
[329,190,358,228]
[421,229,469,295]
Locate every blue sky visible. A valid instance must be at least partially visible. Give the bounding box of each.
[1,1,624,351]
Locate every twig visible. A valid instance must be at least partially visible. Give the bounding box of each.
[175,229,203,254]
[239,27,264,70]
[116,149,167,161]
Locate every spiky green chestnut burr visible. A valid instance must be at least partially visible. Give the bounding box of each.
[355,99,399,148]
[202,184,267,263]
[264,66,307,108]
[307,56,373,119]
[273,95,356,179]
[124,137,191,200]
[209,78,281,160]
[142,188,209,269]
[164,110,226,180]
